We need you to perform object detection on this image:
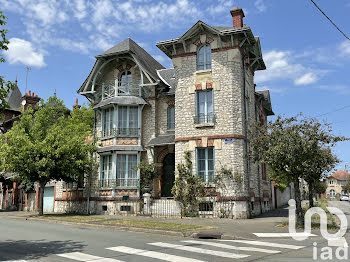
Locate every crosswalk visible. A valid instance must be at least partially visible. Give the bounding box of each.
[3,239,306,262]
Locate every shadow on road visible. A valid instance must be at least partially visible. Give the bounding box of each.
[0,239,85,260]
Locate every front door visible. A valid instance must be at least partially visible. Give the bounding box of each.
[162,153,175,197]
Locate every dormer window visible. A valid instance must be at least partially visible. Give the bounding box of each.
[197,45,211,70]
[118,70,132,95]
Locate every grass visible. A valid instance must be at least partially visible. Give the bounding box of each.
[276,199,339,230]
[30,214,214,233]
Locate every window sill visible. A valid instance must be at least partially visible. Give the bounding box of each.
[195,69,212,75]
[195,123,215,128]
[166,129,175,133]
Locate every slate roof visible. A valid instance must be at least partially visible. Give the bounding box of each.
[94,96,148,109]
[96,38,165,82]
[157,68,176,94]
[328,170,350,181]
[5,84,22,112]
[148,134,175,147]
[256,90,274,116]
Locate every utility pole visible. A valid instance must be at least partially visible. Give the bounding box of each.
[25,66,31,93]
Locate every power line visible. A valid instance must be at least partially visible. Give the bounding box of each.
[310,0,350,41]
[314,104,350,118]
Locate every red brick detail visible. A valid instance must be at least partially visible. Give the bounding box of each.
[175,134,245,142]
[171,51,197,58]
[195,140,202,147]
[99,190,112,197]
[206,82,213,89]
[60,189,85,200]
[35,187,39,210]
[195,83,202,90]
[207,139,214,147]
[117,65,124,72]
[193,39,202,46]
[171,46,243,59]
[125,64,132,70]
[205,38,214,44]
[230,7,245,28]
[167,100,175,106]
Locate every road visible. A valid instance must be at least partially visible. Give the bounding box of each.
[0,202,349,262]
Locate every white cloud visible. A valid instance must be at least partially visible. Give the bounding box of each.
[314,84,350,95]
[294,72,318,85]
[4,38,46,67]
[339,40,350,56]
[255,50,323,86]
[254,0,267,12]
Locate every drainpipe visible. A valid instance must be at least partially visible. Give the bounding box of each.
[242,55,252,219]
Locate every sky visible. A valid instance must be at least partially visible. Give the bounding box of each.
[0,0,349,172]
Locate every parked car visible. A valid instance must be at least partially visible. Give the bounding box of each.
[340,195,349,201]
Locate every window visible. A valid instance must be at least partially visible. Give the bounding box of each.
[197,147,215,183]
[167,105,175,130]
[118,70,132,95]
[100,155,113,187]
[116,154,138,187]
[195,90,214,124]
[330,189,335,198]
[102,107,114,137]
[197,45,211,70]
[118,106,138,136]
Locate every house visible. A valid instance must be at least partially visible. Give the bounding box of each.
[54,7,274,218]
[324,170,350,198]
[0,84,40,211]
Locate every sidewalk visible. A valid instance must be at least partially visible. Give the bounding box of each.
[0,207,290,239]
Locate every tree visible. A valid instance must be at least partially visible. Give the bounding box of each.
[137,161,157,195]
[0,97,96,215]
[343,177,350,194]
[251,115,345,225]
[313,180,327,198]
[172,151,204,217]
[0,11,15,110]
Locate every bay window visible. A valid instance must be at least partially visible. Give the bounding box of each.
[117,106,139,136]
[116,154,138,187]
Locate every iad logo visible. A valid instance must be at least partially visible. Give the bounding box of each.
[288,199,348,260]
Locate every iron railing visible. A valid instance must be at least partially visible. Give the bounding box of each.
[101,128,140,138]
[102,82,141,100]
[194,114,216,124]
[99,178,139,189]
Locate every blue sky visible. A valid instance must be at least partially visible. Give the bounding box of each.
[0,0,349,171]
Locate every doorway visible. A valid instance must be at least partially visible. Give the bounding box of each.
[161,153,175,197]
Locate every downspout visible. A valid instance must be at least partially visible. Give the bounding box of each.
[255,99,263,215]
[242,54,252,219]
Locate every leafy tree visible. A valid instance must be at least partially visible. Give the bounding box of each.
[0,97,96,215]
[251,115,345,225]
[343,177,350,194]
[137,161,157,195]
[0,11,15,110]
[313,180,327,198]
[172,151,204,217]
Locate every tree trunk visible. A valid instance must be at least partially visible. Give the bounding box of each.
[38,181,45,216]
[294,176,303,226]
[308,180,314,208]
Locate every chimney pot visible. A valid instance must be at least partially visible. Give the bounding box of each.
[28,90,31,96]
[75,98,78,105]
[230,7,245,28]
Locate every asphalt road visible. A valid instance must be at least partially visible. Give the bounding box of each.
[0,203,350,262]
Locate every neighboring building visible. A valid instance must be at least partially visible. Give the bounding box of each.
[324,170,350,198]
[54,7,274,218]
[0,85,40,211]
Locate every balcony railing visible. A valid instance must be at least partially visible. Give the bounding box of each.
[101,128,140,138]
[194,114,216,124]
[99,178,139,189]
[102,82,142,100]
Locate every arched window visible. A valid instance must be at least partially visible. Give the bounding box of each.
[330,189,335,198]
[167,105,175,130]
[197,45,211,70]
[118,70,132,95]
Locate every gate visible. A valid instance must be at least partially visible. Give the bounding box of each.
[43,187,54,212]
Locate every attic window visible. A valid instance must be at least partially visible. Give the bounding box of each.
[197,45,211,70]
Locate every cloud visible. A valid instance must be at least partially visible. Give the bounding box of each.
[313,84,350,95]
[255,50,324,86]
[4,38,46,67]
[339,40,350,56]
[254,0,267,12]
[294,72,318,85]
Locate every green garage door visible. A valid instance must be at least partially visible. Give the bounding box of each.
[43,186,54,212]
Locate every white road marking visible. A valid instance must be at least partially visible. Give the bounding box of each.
[57,252,123,262]
[253,233,316,238]
[148,242,249,259]
[183,240,280,253]
[221,240,305,249]
[107,246,205,262]
[2,261,28,262]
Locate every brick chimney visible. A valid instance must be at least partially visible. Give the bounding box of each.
[230,7,245,28]
[21,90,40,110]
[73,98,81,110]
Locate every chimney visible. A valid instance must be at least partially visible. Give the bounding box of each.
[230,7,245,28]
[22,90,40,111]
[73,98,81,110]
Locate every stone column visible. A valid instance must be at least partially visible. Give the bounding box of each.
[143,193,151,215]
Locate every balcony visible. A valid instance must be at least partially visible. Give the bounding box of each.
[194,114,216,125]
[101,128,140,139]
[99,178,139,189]
[102,82,142,100]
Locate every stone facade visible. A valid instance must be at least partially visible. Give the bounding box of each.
[54,8,274,218]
